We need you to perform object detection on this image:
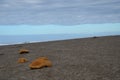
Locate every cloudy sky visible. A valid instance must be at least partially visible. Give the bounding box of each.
[0,0,120,36]
[0,0,120,25]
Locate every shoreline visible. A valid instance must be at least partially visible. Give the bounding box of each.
[0,35,119,47]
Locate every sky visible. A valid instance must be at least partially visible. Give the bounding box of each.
[0,0,120,25]
[0,23,120,35]
[0,0,120,35]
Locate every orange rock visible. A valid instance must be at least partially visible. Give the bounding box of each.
[29,57,52,69]
[19,49,29,54]
[18,58,28,63]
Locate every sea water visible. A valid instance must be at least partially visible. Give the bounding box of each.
[0,23,120,45]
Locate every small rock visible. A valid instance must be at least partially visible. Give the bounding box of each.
[19,49,29,54]
[29,57,52,69]
[18,58,28,63]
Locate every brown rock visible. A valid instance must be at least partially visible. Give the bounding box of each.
[19,49,29,54]
[29,57,52,69]
[18,58,28,63]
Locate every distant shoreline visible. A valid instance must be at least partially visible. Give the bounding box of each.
[0,34,119,46]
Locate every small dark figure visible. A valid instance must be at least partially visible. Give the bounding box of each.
[93,36,98,39]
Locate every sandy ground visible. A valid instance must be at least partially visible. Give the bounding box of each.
[0,35,120,80]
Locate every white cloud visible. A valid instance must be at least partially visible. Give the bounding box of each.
[0,0,44,8]
[23,0,43,4]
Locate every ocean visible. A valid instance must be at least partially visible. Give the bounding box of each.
[0,32,120,46]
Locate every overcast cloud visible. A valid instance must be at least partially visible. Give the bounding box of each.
[0,0,120,25]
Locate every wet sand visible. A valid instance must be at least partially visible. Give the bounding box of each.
[0,35,120,80]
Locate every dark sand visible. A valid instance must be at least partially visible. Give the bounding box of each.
[0,35,120,80]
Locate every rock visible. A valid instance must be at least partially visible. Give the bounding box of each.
[19,49,29,54]
[29,57,52,69]
[18,58,28,63]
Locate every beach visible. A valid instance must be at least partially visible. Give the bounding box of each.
[0,35,120,80]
